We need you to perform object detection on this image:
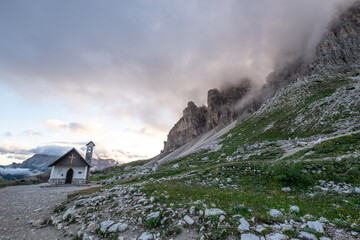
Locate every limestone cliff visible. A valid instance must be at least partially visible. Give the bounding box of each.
[162,80,258,154]
[308,1,360,75]
[161,1,360,155]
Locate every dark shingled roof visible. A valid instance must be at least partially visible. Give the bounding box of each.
[48,148,92,167]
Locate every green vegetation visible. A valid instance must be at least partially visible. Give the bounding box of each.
[89,159,151,181]
[53,204,66,213]
[62,74,360,239]
[285,133,360,161]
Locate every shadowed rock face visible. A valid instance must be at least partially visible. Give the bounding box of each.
[309,1,360,75]
[162,1,360,156]
[163,80,254,154]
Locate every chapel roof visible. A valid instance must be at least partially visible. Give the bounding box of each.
[48,148,92,167]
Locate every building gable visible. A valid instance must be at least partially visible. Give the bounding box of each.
[48,148,91,167]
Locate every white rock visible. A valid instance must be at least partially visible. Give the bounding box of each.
[108,223,128,233]
[118,223,128,232]
[32,218,45,228]
[299,231,317,240]
[62,207,75,221]
[189,206,196,215]
[199,209,204,216]
[319,237,331,240]
[56,223,63,230]
[146,211,160,220]
[219,215,225,223]
[269,209,283,218]
[319,217,328,223]
[265,233,289,240]
[100,220,115,233]
[289,206,300,213]
[255,225,266,233]
[138,232,154,240]
[281,224,293,231]
[307,220,324,233]
[108,223,120,233]
[303,214,314,220]
[241,233,260,240]
[124,166,132,171]
[354,187,360,193]
[149,196,155,203]
[86,221,97,233]
[171,163,179,169]
[351,231,358,236]
[184,215,194,225]
[204,208,226,217]
[237,218,250,232]
[227,178,232,183]
[281,187,291,192]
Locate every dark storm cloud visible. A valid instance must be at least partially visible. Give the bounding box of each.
[0,0,354,129]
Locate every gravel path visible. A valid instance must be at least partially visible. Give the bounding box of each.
[0,183,94,240]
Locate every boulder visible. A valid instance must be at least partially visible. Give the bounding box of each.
[269,209,283,218]
[146,211,160,220]
[62,207,75,221]
[138,232,154,240]
[265,233,289,240]
[32,218,45,228]
[289,206,300,213]
[298,231,317,240]
[100,220,115,233]
[307,220,324,233]
[241,233,260,240]
[204,208,226,217]
[237,218,250,232]
[281,187,291,192]
[108,223,128,233]
[189,206,196,215]
[171,163,179,169]
[184,215,194,225]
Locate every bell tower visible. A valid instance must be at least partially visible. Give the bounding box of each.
[85,141,95,163]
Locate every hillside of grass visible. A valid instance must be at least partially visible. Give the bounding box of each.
[63,74,360,240]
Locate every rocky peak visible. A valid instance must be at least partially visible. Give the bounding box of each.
[162,80,253,154]
[308,1,360,75]
[161,1,360,156]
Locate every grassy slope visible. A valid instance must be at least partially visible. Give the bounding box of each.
[85,75,360,238]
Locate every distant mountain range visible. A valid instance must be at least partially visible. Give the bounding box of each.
[0,154,119,180]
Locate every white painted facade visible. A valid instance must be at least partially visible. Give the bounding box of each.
[50,166,88,179]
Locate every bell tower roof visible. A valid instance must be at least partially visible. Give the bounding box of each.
[86,141,95,147]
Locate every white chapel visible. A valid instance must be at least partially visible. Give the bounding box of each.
[48,141,95,185]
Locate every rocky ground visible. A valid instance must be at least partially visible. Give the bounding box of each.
[49,179,360,240]
[0,183,95,240]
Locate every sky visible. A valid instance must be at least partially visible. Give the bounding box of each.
[0,0,353,165]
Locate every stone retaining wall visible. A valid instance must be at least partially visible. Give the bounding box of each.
[48,178,86,185]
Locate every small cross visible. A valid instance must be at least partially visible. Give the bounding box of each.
[69,154,75,164]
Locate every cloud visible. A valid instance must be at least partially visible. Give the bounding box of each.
[0,142,30,155]
[3,132,11,137]
[0,0,352,132]
[23,129,42,138]
[0,140,145,164]
[44,119,103,134]
[30,145,70,156]
[0,167,37,177]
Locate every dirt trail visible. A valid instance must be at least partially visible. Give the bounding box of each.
[279,130,360,161]
[0,183,94,240]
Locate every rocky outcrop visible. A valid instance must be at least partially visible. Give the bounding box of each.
[162,1,360,155]
[308,1,360,75]
[162,80,258,154]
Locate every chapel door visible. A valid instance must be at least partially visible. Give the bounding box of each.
[65,168,73,184]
